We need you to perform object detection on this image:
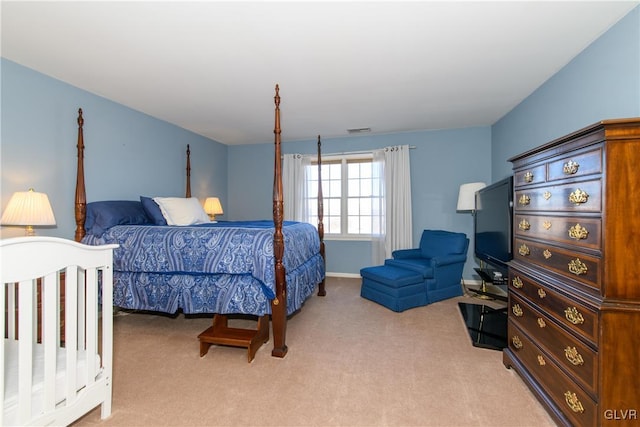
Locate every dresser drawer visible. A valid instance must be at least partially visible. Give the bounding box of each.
[546,147,602,182]
[515,179,601,213]
[514,238,601,292]
[514,164,547,187]
[509,270,598,345]
[514,214,602,252]
[507,321,597,427]
[509,293,597,396]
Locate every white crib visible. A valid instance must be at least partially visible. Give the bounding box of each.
[1,237,117,426]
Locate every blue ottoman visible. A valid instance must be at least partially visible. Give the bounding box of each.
[360,265,426,312]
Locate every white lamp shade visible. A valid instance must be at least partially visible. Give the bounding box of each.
[456,182,486,211]
[203,197,223,216]
[1,189,56,226]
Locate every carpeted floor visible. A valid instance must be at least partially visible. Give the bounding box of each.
[73,277,556,426]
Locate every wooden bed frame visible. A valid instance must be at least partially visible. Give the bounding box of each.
[72,85,325,359]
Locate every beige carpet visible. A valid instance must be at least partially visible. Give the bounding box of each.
[73,277,556,427]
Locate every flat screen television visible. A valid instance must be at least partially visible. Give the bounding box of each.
[474,176,513,274]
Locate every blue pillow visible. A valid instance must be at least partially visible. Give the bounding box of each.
[140,196,167,225]
[85,200,150,236]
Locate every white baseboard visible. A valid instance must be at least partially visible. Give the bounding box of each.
[326,272,361,279]
[326,274,489,284]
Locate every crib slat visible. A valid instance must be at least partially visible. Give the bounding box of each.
[42,272,58,413]
[65,266,79,406]
[85,267,98,381]
[17,279,35,424]
[77,266,86,351]
[6,283,16,339]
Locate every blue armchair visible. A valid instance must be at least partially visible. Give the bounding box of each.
[384,229,469,303]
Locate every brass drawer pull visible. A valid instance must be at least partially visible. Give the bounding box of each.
[543,191,552,200]
[543,249,552,259]
[512,336,523,349]
[563,160,580,175]
[512,304,523,317]
[518,194,530,206]
[537,318,546,328]
[564,346,585,366]
[537,355,546,366]
[569,188,589,205]
[524,171,534,183]
[568,258,588,276]
[518,244,530,256]
[512,277,523,289]
[565,307,585,325]
[564,391,585,413]
[519,219,530,231]
[543,220,552,230]
[538,288,546,298]
[568,223,589,240]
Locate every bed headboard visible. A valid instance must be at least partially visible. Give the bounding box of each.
[73,111,193,242]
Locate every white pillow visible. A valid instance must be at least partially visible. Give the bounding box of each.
[153,197,210,226]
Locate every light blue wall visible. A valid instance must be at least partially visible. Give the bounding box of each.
[1,59,228,240]
[492,6,640,180]
[228,128,491,276]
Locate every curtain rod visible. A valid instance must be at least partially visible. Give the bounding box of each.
[322,145,417,157]
[283,146,417,159]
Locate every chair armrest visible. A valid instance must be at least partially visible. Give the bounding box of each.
[431,254,468,267]
[392,248,422,259]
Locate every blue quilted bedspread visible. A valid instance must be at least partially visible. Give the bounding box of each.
[83,221,325,315]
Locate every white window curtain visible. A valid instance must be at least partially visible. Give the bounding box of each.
[283,154,310,222]
[372,145,413,265]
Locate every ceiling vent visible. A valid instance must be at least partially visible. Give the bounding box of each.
[347,127,371,134]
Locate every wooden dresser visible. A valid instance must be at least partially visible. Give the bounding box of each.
[504,118,640,426]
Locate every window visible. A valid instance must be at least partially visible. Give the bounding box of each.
[305,154,382,239]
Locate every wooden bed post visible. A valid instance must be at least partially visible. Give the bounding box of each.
[316,135,326,296]
[185,144,191,198]
[271,84,288,358]
[74,108,86,242]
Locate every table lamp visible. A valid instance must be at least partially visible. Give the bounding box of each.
[203,197,223,221]
[1,188,56,236]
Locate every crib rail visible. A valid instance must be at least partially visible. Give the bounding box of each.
[1,237,117,426]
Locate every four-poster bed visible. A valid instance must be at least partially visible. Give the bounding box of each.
[73,85,326,360]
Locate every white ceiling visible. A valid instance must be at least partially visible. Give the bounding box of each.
[2,1,638,145]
